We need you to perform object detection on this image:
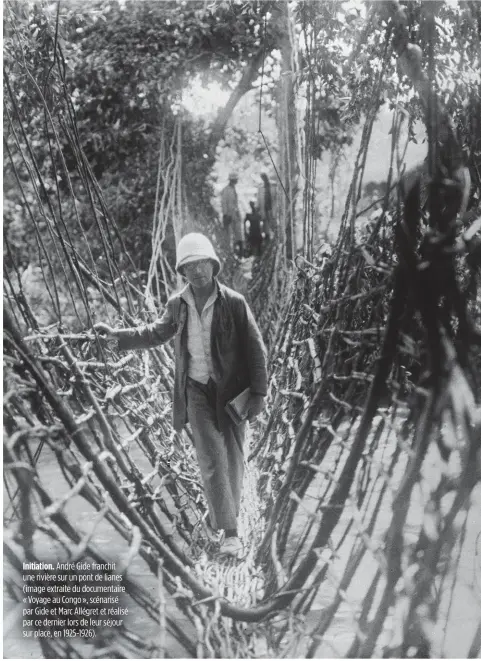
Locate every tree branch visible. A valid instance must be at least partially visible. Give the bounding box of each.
[210,44,273,144]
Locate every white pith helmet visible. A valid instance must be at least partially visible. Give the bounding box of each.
[175,233,221,277]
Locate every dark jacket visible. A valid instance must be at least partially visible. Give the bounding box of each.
[116,281,268,431]
[245,208,262,240]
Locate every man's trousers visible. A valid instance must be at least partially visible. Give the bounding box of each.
[186,377,246,530]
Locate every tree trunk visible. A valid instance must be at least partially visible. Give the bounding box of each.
[273,0,300,260]
[210,45,270,145]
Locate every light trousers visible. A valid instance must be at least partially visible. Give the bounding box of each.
[186,377,246,530]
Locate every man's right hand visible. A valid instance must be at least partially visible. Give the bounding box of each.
[93,322,118,341]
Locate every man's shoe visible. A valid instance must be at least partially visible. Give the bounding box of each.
[218,536,243,558]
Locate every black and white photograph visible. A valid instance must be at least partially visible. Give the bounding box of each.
[3,0,481,658]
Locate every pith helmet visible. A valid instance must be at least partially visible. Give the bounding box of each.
[175,233,221,277]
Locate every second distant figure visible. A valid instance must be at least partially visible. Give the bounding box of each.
[245,201,263,257]
[221,171,243,257]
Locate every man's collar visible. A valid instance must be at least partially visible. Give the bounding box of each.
[180,279,221,305]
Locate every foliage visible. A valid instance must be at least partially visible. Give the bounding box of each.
[57,0,279,261]
[295,0,481,185]
[4,0,480,324]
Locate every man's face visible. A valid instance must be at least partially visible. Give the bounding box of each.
[230,177,238,185]
[182,259,215,289]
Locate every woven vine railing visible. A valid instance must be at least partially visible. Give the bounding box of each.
[4,1,481,658]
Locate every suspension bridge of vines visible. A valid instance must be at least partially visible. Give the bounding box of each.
[3,1,481,658]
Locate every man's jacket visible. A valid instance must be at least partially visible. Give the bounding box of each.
[116,282,268,431]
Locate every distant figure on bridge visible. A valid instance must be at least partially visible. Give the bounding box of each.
[221,171,243,258]
[257,172,274,242]
[244,201,263,257]
[94,233,267,559]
